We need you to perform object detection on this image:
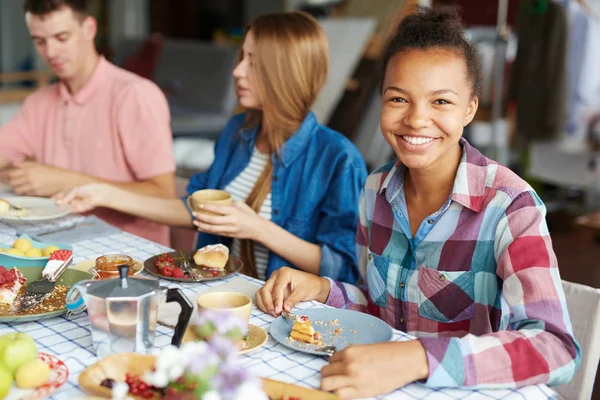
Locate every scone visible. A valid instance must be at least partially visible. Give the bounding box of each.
[289,315,323,345]
[193,244,229,270]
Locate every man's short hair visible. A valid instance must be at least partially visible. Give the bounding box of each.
[23,0,90,19]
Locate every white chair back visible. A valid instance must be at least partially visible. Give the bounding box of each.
[555,280,600,400]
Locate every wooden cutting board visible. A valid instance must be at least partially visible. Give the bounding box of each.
[262,378,339,400]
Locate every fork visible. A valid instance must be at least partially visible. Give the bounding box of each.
[317,345,337,357]
[0,198,23,210]
[180,258,199,280]
[281,310,297,320]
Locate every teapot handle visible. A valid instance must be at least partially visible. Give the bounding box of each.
[65,280,94,315]
[166,288,193,347]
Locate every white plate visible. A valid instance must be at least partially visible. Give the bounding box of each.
[0,196,70,222]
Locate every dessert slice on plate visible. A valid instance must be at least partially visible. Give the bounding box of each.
[289,315,323,345]
[0,266,26,306]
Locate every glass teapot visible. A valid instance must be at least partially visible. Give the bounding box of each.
[66,265,193,357]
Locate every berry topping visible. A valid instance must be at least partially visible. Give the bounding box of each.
[49,249,72,261]
[172,268,185,279]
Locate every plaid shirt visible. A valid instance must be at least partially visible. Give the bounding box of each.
[326,138,581,388]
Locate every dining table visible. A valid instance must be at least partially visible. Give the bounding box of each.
[0,212,558,400]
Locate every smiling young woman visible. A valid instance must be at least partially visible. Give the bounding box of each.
[256,7,580,400]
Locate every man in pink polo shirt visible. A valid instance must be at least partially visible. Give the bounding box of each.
[0,0,175,245]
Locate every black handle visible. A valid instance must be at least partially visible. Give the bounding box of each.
[166,288,193,347]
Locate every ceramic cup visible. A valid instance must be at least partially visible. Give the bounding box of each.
[187,189,232,216]
[196,291,252,329]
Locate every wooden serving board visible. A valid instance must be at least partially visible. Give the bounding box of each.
[262,378,339,400]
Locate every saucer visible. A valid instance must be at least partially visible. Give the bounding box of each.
[182,324,268,355]
[71,258,144,276]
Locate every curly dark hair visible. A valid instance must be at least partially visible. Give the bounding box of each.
[382,6,482,98]
[24,0,90,18]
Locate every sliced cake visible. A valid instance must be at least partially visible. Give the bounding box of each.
[289,315,323,345]
[0,266,26,306]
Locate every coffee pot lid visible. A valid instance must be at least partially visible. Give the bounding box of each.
[87,265,160,299]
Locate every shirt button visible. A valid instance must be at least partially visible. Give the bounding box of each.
[439,274,446,281]
[427,219,434,224]
[399,282,405,288]
[400,318,405,324]
[368,253,372,261]
[273,209,279,215]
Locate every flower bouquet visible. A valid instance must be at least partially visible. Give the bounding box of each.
[109,310,267,400]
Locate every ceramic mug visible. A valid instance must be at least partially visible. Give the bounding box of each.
[186,189,232,216]
[196,291,252,329]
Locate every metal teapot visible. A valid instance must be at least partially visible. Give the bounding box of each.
[66,265,193,357]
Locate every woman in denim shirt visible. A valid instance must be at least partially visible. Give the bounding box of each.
[58,11,367,283]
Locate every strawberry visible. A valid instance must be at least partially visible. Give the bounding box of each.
[162,266,174,277]
[172,268,185,278]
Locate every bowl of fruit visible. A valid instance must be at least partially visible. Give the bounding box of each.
[0,234,71,268]
[0,332,69,400]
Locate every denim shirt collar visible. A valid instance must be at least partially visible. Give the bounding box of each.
[239,111,319,168]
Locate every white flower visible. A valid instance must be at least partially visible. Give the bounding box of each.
[111,382,130,400]
[232,381,268,400]
[147,369,170,388]
[167,363,185,381]
[156,345,180,371]
[202,390,222,400]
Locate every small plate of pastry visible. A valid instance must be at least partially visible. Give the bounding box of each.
[143,244,243,282]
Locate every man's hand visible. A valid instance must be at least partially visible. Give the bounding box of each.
[6,161,80,197]
[321,341,429,399]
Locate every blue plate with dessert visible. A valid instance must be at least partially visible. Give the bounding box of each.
[270,308,394,356]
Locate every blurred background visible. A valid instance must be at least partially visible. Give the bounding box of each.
[0,2,599,395]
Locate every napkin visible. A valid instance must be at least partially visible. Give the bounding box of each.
[157,276,262,328]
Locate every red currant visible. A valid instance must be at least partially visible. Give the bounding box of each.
[211,270,219,277]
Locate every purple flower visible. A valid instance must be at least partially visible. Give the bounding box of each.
[186,350,220,374]
[209,335,237,359]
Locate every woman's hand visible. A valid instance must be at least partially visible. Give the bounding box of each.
[192,201,266,241]
[256,267,331,316]
[54,183,113,213]
[321,341,429,399]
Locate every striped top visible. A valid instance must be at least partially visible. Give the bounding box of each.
[224,147,272,280]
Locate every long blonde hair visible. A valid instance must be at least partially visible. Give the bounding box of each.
[238,11,329,277]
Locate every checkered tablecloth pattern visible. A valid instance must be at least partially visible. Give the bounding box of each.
[0,216,557,400]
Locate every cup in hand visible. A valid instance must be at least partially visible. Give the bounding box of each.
[187,189,232,216]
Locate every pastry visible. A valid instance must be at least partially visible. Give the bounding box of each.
[0,199,9,213]
[0,266,26,306]
[289,315,323,345]
[193,244,229,270]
